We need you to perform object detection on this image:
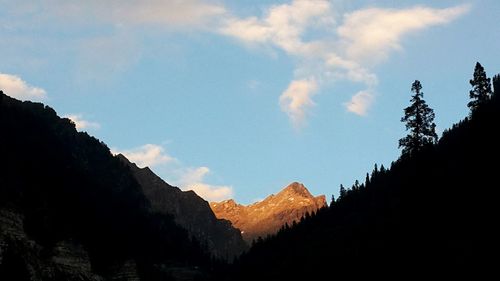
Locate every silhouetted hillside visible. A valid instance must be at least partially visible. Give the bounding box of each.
[0,92,212,280]
[226,84,499,279]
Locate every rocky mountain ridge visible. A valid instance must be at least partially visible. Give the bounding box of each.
[117,154,247,259]
[210,182,326,242]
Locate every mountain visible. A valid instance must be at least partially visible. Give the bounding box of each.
[210,182,326,242]
[225,85,500,279]
[0,92,212,280]
[117,155,247,258]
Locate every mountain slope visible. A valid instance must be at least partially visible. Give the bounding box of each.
[211,182,326,242]
[118,155,247,258]
[0,92,211,280]
[227,89,499,279]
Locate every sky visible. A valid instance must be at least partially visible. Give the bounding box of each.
[1,0,499,204]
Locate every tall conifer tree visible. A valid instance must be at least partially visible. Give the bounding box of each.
[468,62,492,111]
[399,80,438,156]
[492,74,500,98]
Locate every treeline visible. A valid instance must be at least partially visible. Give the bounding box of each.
[222,63,500,279]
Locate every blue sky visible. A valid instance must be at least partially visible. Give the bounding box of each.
[1,0,499,204]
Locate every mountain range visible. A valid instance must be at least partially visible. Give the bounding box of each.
[1,68,498,280]
[0,91,326,279]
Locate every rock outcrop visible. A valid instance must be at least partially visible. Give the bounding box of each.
[0,209,104,281]
[210,182,326,242]
[117,154,247,259]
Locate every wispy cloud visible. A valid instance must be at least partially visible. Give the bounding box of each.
[0,73,46,101]
[110,0,226,28]
[1,0,227,87]
[113,144,176,168]
[219,1,470,124]
[338,5,470,64]
[74,32,142,84]
[13,0,227,29]
[64,114,101,131]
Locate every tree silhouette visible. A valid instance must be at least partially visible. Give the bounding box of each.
[339,184,347,199]
[353,180,360,191]
[330,194,336,206]
[493,74,500,98]
[468,62,492,112]
[399,80,438,156]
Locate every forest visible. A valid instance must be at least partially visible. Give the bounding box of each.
[222,62,500,279]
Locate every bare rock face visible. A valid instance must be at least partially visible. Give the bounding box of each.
[210,182,326,242]
[117,154,247,259]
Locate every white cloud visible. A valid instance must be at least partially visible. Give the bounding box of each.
[64,114,101,131]
[338,5,470,64]
[219,0,333,56]
[279,79,318,128]
[177,167,234,202]
[344,90,375,116]
[113,144,176,168]
[220,2,469,124]
[0,73,46,101]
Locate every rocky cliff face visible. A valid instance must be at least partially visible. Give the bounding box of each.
[117,154,247,259]
[210,182,326,242]
[0,208,106,280]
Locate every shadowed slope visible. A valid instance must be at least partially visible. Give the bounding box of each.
[117,155,247,259]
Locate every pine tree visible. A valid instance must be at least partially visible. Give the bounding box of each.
[330,194,335,206]
[339,184,346,199]
[353,180,360,191]
[468,62,492,111]
[371,164,379,179]
[492,74,500,98]
[399,80,438,156]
